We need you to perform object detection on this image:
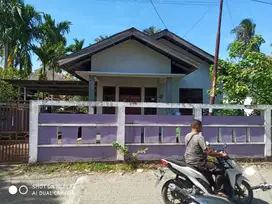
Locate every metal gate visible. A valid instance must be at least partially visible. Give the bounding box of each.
[0,140,29,163]
[0,101,29,163]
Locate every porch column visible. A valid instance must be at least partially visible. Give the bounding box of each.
[23,87,27,101]
[97,81,102,114]
[141,87,145,115]
[89,76,95,101]
[89,76,95,114]
[166,77,172,115]
[166,77,172,103]
[115,86,119,114]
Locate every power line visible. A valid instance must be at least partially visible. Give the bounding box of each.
[96,0,219,6]
[149,0,167,29]
[249,0,272,5]
[226,0,235,27]
[183,7,212,38]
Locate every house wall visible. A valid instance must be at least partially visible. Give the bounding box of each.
[91,39,220,106]
[91,39,171,73]
[180,64,221,104]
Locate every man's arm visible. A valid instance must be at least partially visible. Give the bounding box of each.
[206,147,227,158]
[198,136,227,158]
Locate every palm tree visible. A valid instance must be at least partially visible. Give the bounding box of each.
[40,14,71,45]
[66,38,85,53]
[0,0,23,69]
[33,13,71,80]
[31,43,55,80]
[230,19,259,51]
[15,3,41,74]
[143,26,161,36]
[94,35,109,43]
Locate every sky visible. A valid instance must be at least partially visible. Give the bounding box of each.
[24,0,272,70]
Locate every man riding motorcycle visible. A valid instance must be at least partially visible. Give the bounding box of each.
[184,119,228,197]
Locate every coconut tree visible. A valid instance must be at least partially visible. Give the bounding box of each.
[31,43,55,80]
[230,19,260,52]
[143,26,161,36]
[40,14,71,45]
[0,0,23,69]
[66,38,85,53]
[14,3,41,74]
[34,13,71,79]
[94,35,109,43]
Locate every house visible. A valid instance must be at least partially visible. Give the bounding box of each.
[58,27,217,115]
[5,27,218,115]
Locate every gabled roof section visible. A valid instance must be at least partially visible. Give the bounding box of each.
[58,27,202,69]
[151,29,214,64]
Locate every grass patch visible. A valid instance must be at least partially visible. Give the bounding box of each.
[0,161,162,176]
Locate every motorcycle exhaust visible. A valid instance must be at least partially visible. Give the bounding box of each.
[168,183,201,204]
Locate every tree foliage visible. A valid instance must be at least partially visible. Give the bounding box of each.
[211,35,272,105]
[0,67,25,101]
[230,19,259,51]
[143,26,161,35]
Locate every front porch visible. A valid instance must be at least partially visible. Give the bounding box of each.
[77,71,184,115]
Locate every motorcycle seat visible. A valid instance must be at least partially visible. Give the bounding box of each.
[167,159,198,170]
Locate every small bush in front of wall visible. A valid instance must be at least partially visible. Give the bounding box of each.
[213,109,245,116]
[112,141,148,169]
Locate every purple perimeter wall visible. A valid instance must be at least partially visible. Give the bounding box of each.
[37,114,265,162]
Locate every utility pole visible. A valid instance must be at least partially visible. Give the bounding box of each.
[209,0,224,116]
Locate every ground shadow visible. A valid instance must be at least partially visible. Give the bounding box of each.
[253,198,270,204]
[0,166,61,204]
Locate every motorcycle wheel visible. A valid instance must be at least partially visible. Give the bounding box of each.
[161,179,186,204]
[232,180,253,204]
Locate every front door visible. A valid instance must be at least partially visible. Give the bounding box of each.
[119,87,141,115]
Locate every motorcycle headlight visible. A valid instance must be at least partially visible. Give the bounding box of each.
[244,166,256,176]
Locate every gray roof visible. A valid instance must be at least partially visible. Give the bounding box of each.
[58,27,214,80]
[151,29,214,63]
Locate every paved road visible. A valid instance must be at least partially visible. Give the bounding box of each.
[1,167,272,204]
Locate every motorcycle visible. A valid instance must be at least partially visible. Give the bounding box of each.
[154,142,272,204]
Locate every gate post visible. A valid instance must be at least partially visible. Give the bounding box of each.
[264,108,272,157]
[29,101,40,163]
[116,104,126,161]
[193,105,202,121]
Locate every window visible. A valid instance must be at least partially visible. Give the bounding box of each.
[179,88,203,115]
[102,86,115,114]
[119,87,141,115]
[144,88,157,115]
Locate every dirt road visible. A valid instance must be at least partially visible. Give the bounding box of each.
[1,166,272,204]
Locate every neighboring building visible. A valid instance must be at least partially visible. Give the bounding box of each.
[59,27,217,115]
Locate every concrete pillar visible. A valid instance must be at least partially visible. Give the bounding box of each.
[97,81,102,114]
[166,77,173,115]
[157,78,166,115]
[29,101,40,163]
[115,86,119,114]
[88,76,95,114]
[166,77,172,103]
[264,108,272,157]
[88,76,95,101]
[116,105,125,161]
[24,87,27,101]
[141,87,145,115]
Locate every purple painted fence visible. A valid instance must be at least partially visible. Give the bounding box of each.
[38,114,117,162]
[37,114,265,162]
[38,146,116,162]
